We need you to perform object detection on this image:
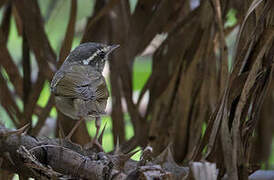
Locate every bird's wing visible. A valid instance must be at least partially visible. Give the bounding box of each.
[52,65,106,100]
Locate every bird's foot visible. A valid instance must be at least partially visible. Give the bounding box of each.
[84,138,103,152]
[64,136,72,142]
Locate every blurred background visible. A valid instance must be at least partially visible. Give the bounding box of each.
[0,0,274,179]
[0,0,154,157]
[1,0,147,152]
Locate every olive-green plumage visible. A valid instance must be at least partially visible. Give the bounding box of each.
[51,64,108,119]
[50,42,119,143]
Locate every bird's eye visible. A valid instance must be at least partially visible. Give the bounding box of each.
[98,51,105,59]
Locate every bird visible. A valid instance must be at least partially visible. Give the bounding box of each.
[50,42,119,149]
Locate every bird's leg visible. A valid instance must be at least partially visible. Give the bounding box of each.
[84,117,103,151]
[94,117,101,141]
[65,117,84,141]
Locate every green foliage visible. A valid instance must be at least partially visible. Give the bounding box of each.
[133,56,152,91]
[225,9,237,28]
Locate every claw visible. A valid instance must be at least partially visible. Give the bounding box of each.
[84,138,104,151]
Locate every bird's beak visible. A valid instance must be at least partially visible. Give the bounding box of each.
[106,44,120,55]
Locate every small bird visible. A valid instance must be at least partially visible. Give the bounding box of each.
[50,42,119,148]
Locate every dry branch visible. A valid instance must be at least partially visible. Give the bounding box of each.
[0,125,185,180]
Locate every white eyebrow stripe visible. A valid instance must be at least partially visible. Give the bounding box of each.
[82,46,110,65]
[83,49,101,65]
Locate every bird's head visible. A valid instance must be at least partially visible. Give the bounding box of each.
[63,42,119,72]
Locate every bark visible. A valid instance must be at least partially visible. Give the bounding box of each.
[0,126,185,180]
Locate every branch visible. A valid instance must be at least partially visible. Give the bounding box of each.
[0,126,183,179]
